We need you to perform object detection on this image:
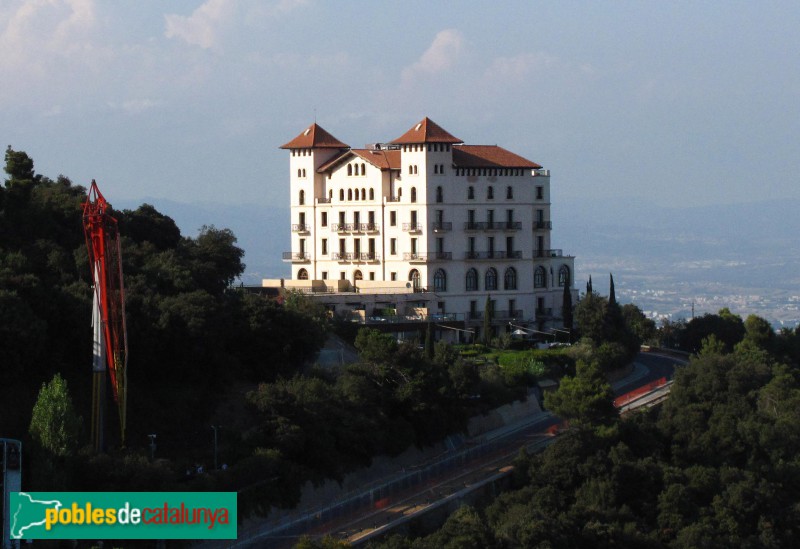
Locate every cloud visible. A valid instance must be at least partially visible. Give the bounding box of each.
[401,29,464,84]
[164,0,236,50]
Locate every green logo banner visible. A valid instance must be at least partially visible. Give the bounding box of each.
[9,492,237,540]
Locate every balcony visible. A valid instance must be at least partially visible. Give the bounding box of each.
[291,223,310,233]
[533,249,564,258]
[464,221,521,231]
[385,195,401,202]
[402,222,423,233]
[332,223,354,233]
[360,222,380,233]
[403,252,428,262]
[316,197,332,204]
[536,308,553,318]
[358,252,381,262]
[464,251,523,260]
[494,309,524,320]
[533,221,552,230]
[533,169,550,177]
[332,252,354,261]
[430,251,452,261]
[282,252,310,262]
[432,221,452,232]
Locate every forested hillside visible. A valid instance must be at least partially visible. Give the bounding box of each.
[371,315,800,548]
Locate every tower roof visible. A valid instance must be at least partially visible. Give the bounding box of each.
[280,123,350,149]
[390,117,463,145]
[453,145,542,169]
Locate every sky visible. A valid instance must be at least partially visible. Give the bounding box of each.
[2,0,800,213]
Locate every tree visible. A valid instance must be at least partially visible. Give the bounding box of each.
[740,314,775,351]
[483,295,493,345]
[562,279,573,332]
[544,360,616,428]
[609,273,616,305]
[29,373,82,458]
[355,328,397,364]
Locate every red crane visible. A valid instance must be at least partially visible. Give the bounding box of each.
[83,180,128,450]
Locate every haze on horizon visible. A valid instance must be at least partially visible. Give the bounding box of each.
[2,0,798,213]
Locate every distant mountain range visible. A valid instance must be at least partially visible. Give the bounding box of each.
[117,197,800,328]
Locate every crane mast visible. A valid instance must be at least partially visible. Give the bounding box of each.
[82,180,128,450]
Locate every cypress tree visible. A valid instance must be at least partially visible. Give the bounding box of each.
[587,275,593,295]
[424,321,434,359]
[483,295,493,345]
[563,280,573,331]
[609,273,616,306]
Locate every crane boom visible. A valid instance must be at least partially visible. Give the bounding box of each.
[83,180,128,448]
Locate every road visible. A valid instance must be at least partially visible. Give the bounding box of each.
[219,351,685,549]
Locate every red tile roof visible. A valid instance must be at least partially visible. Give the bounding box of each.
[317,149,401,173]
[280,123,349,149]
[391,117,463,144]
[453,145,541,169]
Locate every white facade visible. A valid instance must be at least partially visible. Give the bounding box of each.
[265,118,576,340]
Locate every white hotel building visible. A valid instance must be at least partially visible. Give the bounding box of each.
[263,118,576,341]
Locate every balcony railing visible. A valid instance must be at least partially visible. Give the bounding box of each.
[533,169,550,177]
[432,221,452,232]
[316,197,332,204]
[359,312,463,325]
[402,222,423,233]
[533,221,552,230]
[358,252,380,261]
[536,308,553,318]
[430,251,452,260]
[533,249,564,258]
[464,251,523,260]
[403,252,427,262]
[493,309,524,320]
[464,221,521,231]
[291,223,310,232]
[282,252,310,262]
[385,195,401,202]
[332,252,354,261]
[360,222,380,232]
[332,223,354,233]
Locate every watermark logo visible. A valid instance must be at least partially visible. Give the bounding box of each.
[9,492,236,540]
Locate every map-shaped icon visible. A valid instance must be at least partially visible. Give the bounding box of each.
[10,492,62,539]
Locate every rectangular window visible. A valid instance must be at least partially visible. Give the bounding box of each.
[339,238,346,253]
[411,238,417,254]
[390,211,397,226]
[390,238,397,255]
[299,239,306,254]
[468,209,475,223]
[341,272,347,280]
[321,211,328,227]
[487,209,494,224]
[369,272,375,281]
[410,210,417,227]
[353,211,360,226]
[468,237,475,253]
[299,212,306,225]
[321,271,328,280]
[391,272,397,281]
[321,239,328,255]
[536,186,544,200]
[339,211,346,225]
[506,209,514,222]
[354,239,361,256]
[436,237,444,253]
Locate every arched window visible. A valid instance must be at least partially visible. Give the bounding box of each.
[466,268,478,291]
[347,164,353,176]
[348,189,353,201]
[504,267,517,290]
[299,190,305,205]
[409,269,421,290]
[398,188,403,200]
[485,268,498,291]
[559,265,571,287]
[369,188,375,200]
[534,266,547,288]
[339,189,344,201]
[361,163,366,175]
[434,269,447,292]
[329,190,333,200]
[297,168,302,177]
[354,270,363,282]
[468,186,475,199]
[487,186,494,199]
[354,188,359,201]
[361,188,366,200]
[436,186,443,203]
[411,187,417,203]
[506,186,513,199]
[298,268,309,280]
[408,165,413,175]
